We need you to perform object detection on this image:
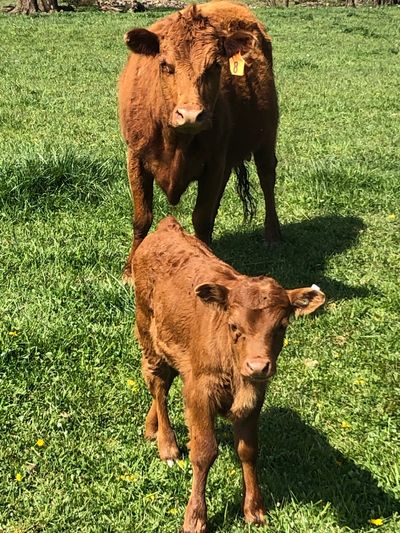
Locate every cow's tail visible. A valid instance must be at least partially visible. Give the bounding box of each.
[234,162,257,221]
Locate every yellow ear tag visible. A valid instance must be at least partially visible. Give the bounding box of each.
[229,52,245,76]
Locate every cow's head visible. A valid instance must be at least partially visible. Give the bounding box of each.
[124,5,255,134]
[195,278,325,382]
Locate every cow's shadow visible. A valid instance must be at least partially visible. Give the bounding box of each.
[213,215,370,301]
[210,407,400,531]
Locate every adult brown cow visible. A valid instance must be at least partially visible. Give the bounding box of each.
[119,0,281,280]
[133,216,325,533]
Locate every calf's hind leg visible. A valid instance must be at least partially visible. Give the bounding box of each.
[142,357,180,461]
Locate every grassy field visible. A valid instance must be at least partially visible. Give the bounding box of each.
[1,6,399,533]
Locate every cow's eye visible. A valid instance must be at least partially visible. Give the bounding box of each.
[160,61,175,74]
[229,323,238,332]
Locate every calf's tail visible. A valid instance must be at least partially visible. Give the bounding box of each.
[234,162,257,221]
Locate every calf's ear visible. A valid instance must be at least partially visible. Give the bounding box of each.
[195,283,229,307]
[124,28,160,56]
[287,288,325,317]
[223,30,255,58]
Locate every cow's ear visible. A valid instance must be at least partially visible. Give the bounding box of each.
[287,287,325,317]
[195,283,229,307]
[223,31,255,58]
[124,29,160,56]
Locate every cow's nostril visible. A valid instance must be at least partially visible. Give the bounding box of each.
[196,110,205,123]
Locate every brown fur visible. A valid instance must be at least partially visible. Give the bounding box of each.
[133,216,325,532]
[119,1,281,280]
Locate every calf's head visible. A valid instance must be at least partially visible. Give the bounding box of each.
[124,5,256,133]
[195,278,325,382]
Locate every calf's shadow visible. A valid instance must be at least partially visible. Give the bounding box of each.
[210,408,400,531]
[213,214,370,301]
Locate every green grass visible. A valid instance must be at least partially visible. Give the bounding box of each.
[1,6,399,532]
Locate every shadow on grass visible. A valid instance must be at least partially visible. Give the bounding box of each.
[0,150,124,212]
[213,215,369,301]
[210,408,400,531]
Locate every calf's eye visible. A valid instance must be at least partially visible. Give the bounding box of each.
[160,61,175,74]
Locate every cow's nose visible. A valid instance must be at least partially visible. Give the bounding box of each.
[246,359,274,378]
[172,106,205,129]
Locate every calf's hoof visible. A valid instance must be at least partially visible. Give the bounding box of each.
[122,267,134,286]
[158,433,180,462]
[244,506,266,526]
[144,426,157,440]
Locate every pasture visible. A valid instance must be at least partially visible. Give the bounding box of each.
[0,6,399,532]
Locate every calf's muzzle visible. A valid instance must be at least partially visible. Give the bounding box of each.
[245,358,275,380]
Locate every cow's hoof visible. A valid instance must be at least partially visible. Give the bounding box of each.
[263,238,282,250]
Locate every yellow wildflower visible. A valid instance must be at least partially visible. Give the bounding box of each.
[176,459,186,470]
[127,379,139,393]
[36,438,45,447]
[15,472,23,482]
[283,338,289,347]
[369,517,384,526]
[353,378,366,385]
[8,331,18,336]
[340,421,351,430]
[387,214,396,222]
[145,492,156,501]
[168,508,179,515]
[119,474,137,483]
[120,473,136,482]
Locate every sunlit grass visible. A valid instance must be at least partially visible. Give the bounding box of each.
[0,6,399,532]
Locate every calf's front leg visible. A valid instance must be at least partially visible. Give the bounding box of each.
[234,412,266,525]
[142,358,180,461]
[183,390,218,533]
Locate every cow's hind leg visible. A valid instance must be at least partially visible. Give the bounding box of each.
[142,357,180,461]
[253,139,282,245]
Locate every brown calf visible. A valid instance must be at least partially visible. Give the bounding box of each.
[119,1,281,279]
[133,217,325,532]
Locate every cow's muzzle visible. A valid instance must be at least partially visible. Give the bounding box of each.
[170,105,210,133]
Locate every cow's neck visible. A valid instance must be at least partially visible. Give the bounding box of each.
[156,129,205,205]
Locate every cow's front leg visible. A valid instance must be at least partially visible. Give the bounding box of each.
[183,389,217,533]
[234,412,266,525]
[123,149,154,282]
[192,161,226,245]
